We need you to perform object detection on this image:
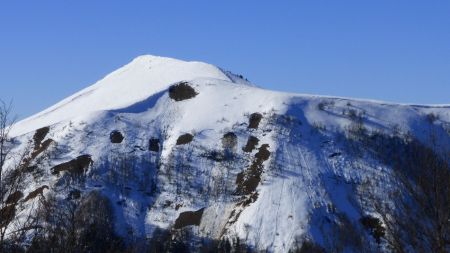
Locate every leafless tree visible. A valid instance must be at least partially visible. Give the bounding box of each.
[0,99,15,204]
[29,191,122,253]
[359,131,450,253]
[0,100,17,248]
[0,100,42,251]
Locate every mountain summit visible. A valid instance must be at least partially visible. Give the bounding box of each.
[12,55,249,136]
[2,56,449,252]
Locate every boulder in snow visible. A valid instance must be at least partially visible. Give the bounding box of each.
[169,82,198,101]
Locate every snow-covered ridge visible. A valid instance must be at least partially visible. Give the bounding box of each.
[11,55,249,136]
[11,54,450,137]
[3,55,450,252]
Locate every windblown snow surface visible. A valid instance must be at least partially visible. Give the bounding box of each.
[4,55,450,252]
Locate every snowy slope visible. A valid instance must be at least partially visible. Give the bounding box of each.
[11,55,247,136]
[3,55,450,252]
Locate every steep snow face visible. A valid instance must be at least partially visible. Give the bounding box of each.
[11,55,242,136]
[3,56,450,252]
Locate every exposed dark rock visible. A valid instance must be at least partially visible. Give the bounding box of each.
[21,138,54,173]
[176,133,194,145]
[51,155,93,175]
[149,138,160,152]
[24,126,54,166]
[0,205,15,229]
[242,136,259,153]
[248,113,262,129]
[5,191,23,204]
[110,130,124,143]
[222,132,237,150]
[236,144,270,195]
[33,126,50,148]
[226,144,271,233]
[24,185,49,202]
[30,139,54,160]
[174,208,205,229]
[360,215,385,243]
[169,82,198,101]
[255,144,270,161]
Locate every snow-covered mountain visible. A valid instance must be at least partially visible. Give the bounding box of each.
[10,55,251,136]
[2,55,449,253]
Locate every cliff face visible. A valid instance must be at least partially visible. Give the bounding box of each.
[2,55,449,252]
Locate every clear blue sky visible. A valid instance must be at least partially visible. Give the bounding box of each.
[1,1,449,119]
